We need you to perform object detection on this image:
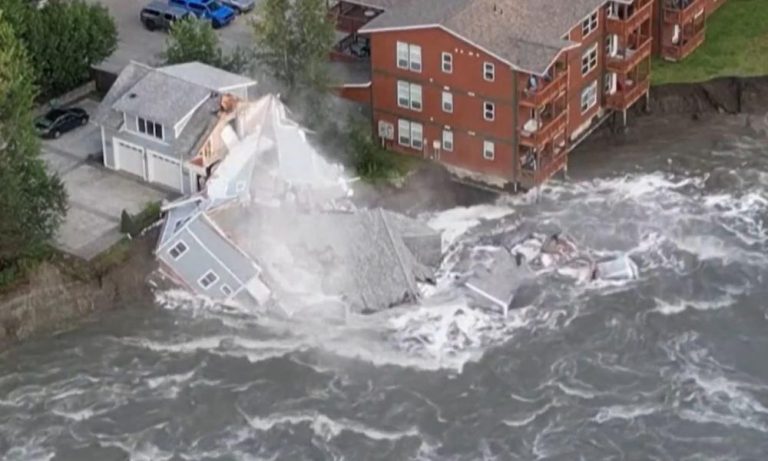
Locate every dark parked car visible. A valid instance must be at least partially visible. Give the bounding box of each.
[140,1,191,31]
[35,107,89,139]
[220,0,255,14]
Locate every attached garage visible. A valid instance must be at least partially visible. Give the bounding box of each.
[114,139,146,178]
[148,151,182,191]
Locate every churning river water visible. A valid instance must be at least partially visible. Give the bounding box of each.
[2,114,768,460]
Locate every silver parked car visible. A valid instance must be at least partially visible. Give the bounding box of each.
[220,0,255,14]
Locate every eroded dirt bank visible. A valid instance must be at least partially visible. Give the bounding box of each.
[648,76,768,115]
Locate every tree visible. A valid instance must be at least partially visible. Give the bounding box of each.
[0,12,67,277]
[253,0,335,91]
[21,0,117,97]
[164,17,251,73]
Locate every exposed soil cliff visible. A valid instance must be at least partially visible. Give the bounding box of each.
[648,76,768,115]
[0,232,157,348]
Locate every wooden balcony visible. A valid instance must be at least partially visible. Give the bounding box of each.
[606,38,652,74]
[328,1,380,33]
[662,28,705,61]
[519,151,567,189]
[663,0,706,25]
[606,0,653,37]
[606,78,650,110]
[520,71,567,108]
[519,110,567,148]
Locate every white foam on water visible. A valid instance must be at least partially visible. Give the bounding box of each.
[146,370,196,389]
[51,407,96,422]
[502,402,555,428]
[237,407,421,442]
[426,204,515,249]
[652,294,737,316]
[593,403,661,423]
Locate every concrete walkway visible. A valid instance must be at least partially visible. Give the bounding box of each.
[41,99,172,260]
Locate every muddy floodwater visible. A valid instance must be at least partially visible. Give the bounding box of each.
[1,113,768,460]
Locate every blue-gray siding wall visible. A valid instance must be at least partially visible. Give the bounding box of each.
[158,227,244,300]
[188,218,259,281]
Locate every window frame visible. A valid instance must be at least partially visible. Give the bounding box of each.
[581,43,599,76]
[396,41,409,69]
[581,11,598,37]
[483,62,495,81]
[483,140,495,160]
[442,130,454,152]
[137,116,163,140]
[168,240,188,260]
[442,91,453,113]
[397,119,411,146]
[397,80,422,111]
[483,101,495,121]
[410,122,423,150]
[220,284,232,296]
[581,80,598,113]
[198,270,219,289]
[409,44,422,72]
[441,52,453,73]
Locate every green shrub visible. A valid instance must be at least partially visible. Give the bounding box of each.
[120,202,161,238]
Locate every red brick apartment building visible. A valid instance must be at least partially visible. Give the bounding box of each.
[328,0,728,189]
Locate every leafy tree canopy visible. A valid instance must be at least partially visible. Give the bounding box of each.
[164,17,251,74]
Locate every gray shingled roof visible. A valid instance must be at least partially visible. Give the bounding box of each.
[360,0,610,75]
[94,61,153,126]
[112,70,213,127]
[158,62,256,92]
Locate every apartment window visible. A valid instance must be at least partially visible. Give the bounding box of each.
[409,44,422,72]
[138,117,163,140]
[582,11,598,37]
[483,140,495,160]
[606,1,618,18]
[483,101,495,121]
[581,43,598,75]
[442,91,453,113]
[442,52,453,73]
[483,62,495,81]
[220,284,232,296]
[397,81,422,111]
[396,41,409,69]
[442,130,454,152]
[168,240,188,260]
[605,34,617,57]
[604,72,616,94]
[198,270,219,289]
[581,80,598,113]
[397,41,421,72]
[398,119,423,150]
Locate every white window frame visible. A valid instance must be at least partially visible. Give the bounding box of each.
[399,119,423,150]
[198,270,219,289]
[483,62,495,81]
[137,117,163,140]
[441,52,453,73]
[581,43,598,75]
[483,140,495,160]
[220,284,232,296]
[581,80,598,113]
[410,122,423,150]
[396,41,409,69]
[397,81,422,111]
[582,11,598,37]
[442,130,453,152]
[168,240,188,260]
[604,72,616,94]
[483,101,495,121]
[398,119,411,146]
[409,44,422,72]
[442,91,453,113]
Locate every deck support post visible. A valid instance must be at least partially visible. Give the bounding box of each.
[645,90,651,113]
[622,109,628,127]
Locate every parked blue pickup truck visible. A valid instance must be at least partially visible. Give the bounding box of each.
[168,0,235,28]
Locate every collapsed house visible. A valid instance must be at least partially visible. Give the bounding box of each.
[154,95,442,314]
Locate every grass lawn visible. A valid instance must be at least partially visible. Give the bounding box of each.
[652,0,768,85]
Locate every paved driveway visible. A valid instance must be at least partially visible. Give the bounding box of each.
[92,0,260,74]
[40,98,172,260]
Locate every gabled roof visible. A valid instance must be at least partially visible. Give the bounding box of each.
[360,0,611,75]
[93,61,153,126]
[158,62,256,92]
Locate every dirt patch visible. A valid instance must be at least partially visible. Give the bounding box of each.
[648,76,768,115]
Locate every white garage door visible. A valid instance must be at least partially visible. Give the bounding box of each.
[148,151,181,191]
[114,139,145,178]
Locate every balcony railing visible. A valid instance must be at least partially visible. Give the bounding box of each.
[606,0,653,37]
[519,110,567,148]
[606,78,650,110]
[606,38,652,74]
[520,71,567,108]
[519,151,568,189]
[663,0,706,24]
[662,28,705,61]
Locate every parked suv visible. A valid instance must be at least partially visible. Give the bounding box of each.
[168,0,235,28]
[140,1,191,31]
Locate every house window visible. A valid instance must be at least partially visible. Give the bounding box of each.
[604,72,616,94]
[442,52,453,73]
[397,81,422,111]
[582,11,598,37]
[483,62,495,81]
[397,41,421,72]
[168,240,188,260]
[581,80,598,113]
[606,1,618,18]
[198,270,219,289]
[442,130,453,152]
[483,140,495,160]
[220,284,232,296]
[483,102,495,121]
[605,34,617,57]
[138,117,163,140]
[581,43,598,75]
[398,119,423,150]
[442,91,453,112]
